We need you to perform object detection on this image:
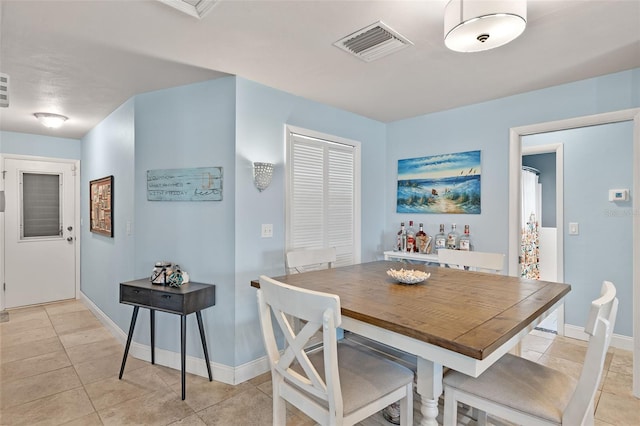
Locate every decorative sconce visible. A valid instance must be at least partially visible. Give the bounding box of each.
[253,162,274,192]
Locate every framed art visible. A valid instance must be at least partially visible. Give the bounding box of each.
[90,175,113,237]
[397,150,481,214]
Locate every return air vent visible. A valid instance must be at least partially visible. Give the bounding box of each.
[333,21,413,62]
[0,73,8,108]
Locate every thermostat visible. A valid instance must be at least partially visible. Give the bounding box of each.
[609,189,629,201]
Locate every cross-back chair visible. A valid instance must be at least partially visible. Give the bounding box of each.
[443,280,618,426]
[286,247,336,274]
[257,275,414,426]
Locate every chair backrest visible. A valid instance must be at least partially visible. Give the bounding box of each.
[563,281,618,424]
[437,249,505,273]
[286,247,336,274]
[257,275,344,420]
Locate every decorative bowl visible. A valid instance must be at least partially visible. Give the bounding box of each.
[386,268,431,285]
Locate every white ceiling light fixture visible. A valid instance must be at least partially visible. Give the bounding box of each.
[444,0,527,52]
[157,0,217,19]
[34,112,68,128]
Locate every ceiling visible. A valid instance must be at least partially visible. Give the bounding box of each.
[0,0,639,140]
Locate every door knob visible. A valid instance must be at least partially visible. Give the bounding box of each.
[67,226,73,231]
[67,237,73,242]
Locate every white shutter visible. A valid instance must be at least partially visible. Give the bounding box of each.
[287,130,357,267]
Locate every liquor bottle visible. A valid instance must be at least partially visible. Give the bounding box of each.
[459,225,472,251]
[447,223,459,250]
[434,224,446,253]
[416,223,429,254]
[397,222,406,252]
[406,221,416,252]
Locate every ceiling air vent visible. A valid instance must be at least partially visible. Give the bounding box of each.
[333,21,413,62]
[157,0,217,19]
[0,73,8,108]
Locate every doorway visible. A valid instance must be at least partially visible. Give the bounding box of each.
[1,155,80,309]
[508,108,640,398]
[521,144,564,333]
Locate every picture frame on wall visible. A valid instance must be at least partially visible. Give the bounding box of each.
[90,175,113,237]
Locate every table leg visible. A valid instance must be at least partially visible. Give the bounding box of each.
[181,314,186,400]
[416,357,443,426]
[150,309,155,365]
[119,306,139,380]
[195,311,213,381]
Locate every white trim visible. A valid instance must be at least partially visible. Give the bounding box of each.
[564,324,634,352]
[0,154,80,311]
[508,108,640,398]
[80,292,268,385]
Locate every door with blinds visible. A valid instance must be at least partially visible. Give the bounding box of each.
[3,157,77,308]
[286,127,360,267]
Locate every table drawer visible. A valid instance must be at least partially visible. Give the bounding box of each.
[120,285,151,305]
[151,291,184,313]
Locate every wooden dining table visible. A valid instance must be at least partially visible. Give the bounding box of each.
[251,260,571,426]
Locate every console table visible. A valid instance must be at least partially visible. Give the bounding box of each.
[383,250,440,264]
[118,278,216,400]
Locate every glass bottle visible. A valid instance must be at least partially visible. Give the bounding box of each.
[397,222,406,252]
[416,223,429,254]
[447,223,459,250]
[406,221,416,252]
[434,224,446,253]
[459,225,472,251]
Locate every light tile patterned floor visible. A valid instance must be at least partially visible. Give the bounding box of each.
[0,300,638,425]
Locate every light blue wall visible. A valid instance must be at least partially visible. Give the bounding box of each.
[523,122,634,336]
[522,153,556,228]
[132,78,237,365]
[387,68,639,335]
[234,78,387,365]
[81,99,136,329]
[0,130,81,159]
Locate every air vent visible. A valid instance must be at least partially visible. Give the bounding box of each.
[157,0,217,19]
[333,21,413,62]
[0,73,8,108]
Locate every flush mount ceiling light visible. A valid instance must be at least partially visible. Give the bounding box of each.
[444,0,527,52]
[34,112,68,128]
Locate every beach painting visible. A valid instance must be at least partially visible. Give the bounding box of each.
[397,150,481,214]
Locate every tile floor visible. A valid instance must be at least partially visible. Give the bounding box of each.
[1,299,638,425]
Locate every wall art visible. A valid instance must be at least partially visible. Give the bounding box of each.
[397,150,481,214]
[147,167,223,201]
[90,175,113,236]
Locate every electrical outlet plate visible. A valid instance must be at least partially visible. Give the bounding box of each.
[261,224,273,238]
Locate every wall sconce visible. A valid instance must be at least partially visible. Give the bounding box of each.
[253,162,274,192]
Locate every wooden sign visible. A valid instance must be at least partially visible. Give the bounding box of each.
[147,167,223,201]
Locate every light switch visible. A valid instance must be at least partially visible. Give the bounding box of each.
[569,222,579,235]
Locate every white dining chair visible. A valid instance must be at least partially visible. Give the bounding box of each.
[257,275,414,426]
[442,280,618,426]
[286,247,336,274]
[437,248,505,273]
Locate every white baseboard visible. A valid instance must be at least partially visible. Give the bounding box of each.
[564,323,633,352]
[79,292,270,385]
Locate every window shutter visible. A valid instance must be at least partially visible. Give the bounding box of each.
[288,132,356,267]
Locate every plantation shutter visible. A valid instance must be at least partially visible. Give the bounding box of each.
[287,131,356,267]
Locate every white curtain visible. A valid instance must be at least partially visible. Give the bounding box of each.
[521,168,541,227]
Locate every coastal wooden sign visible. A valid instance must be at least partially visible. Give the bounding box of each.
[147,167,223,201]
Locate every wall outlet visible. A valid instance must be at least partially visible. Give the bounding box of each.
[261,224,273,238]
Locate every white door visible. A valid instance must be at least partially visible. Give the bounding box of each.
[3,158,77,308]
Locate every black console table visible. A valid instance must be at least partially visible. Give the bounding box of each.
[118,278,215,400]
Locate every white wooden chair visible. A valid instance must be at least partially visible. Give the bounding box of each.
[437,248,505,273]
[286,247,336,274]
[443,281,618,426]
[257,275,414,426]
